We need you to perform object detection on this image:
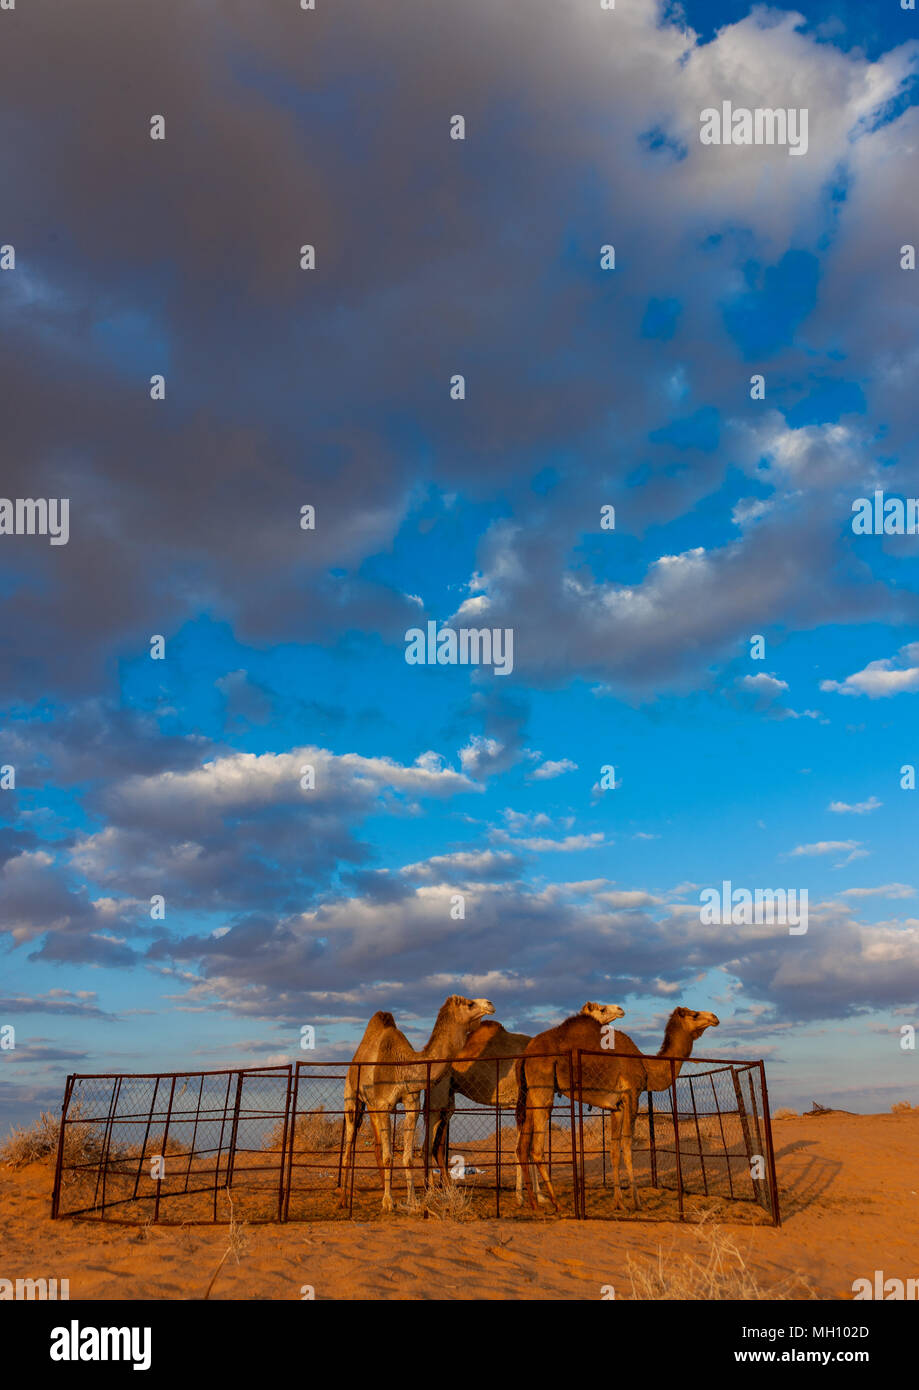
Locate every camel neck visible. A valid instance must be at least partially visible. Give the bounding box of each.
[647,1029,696,1088]
[421,1023,467,1067]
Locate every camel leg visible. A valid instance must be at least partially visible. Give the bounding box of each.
[432,1092,454,1186]
[427,1076,453,1186]
[608,1101,626,1211]
[621,1091,641,1211]
[401,1093,421,1206]
[525,1088,559,1213]
[516,1108,533,1204]
[336,1096,360,1209]
[514,1155,545,1206]
[367,1103,395,1213]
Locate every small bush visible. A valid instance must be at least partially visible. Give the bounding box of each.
[772,1108,798,1120]
[264,1107,342,1153]
[626,1217,815,1301]
[422,1176,475,1220]
[891,1100,917,1114]
[0,1102,110,1169]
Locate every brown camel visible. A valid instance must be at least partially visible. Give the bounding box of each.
[337,994,495,1212]
[516,1006,719,1213]
[426,1002,624,1205]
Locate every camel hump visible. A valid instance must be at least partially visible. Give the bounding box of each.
[361,1010,396,1039]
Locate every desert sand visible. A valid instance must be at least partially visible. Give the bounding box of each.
[1,1111,916,1300]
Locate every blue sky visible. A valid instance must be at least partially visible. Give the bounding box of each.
[1,0,918,1130]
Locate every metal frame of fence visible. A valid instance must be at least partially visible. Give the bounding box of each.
[51,1052,780,1226]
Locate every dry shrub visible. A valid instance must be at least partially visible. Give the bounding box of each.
[891,1100,917,1114]
[0,1101,111,1169]
[422,1177,475,1220]
[264,1107,342,1153]
[204,1194,250,1299]
[130,1131,191,1158]
[772,1108,799,1120]
[626,1216,815,1301]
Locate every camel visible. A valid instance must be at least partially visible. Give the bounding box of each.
[516,1005,719,1213]
[337,994,495,1212]
[426,1002,624,1205]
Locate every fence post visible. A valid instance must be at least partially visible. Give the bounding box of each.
[214,1071,233,1221]
[51,1075,75,1220]
[284,1063,302,1223]
[566,1050,580,1218]
[348,1062,360,1217]
[153,1074,176,1224]
[494,1056,501,1219]
[647,1085,657,1188]
[576,1050,588,1219]
[226,1071,244,1190]
[669,1057,684,1221]
[277,1065,293,1223]
[600,1109,607,1188]
[758,1061,782,1226]
[422,1060,431,1221]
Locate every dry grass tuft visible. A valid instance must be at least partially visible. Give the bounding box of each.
[422,1177,475,1221]
[264,1107,342,1153]
[134,1131,191,1158]
[772,1108,799,1120]
[626,1214,815,1301]
[0,1102,110,1169]
[204,1194,250,1299]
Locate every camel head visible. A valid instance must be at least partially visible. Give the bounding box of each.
[580,1001,625,1025]
[443,995,496,1031]
[675,1006,720,1040]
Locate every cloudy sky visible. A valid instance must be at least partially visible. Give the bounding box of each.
[2,0,918,1130]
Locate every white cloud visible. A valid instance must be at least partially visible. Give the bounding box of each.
[828,796,882,815]
[595,890,663,909]
[789,840,862,857]
[401,850,519,883]
[528,758,578,781]
[820,643,919,698]
[508,833,606,853]
[739,673,789,696]
[840,883,914,899]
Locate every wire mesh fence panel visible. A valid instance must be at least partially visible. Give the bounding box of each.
[574,1052,780,1225]
[285,1056,581,1220]
[283,1063,350,1221]
[52,1067,292,1224]
[52,1054,779,1225]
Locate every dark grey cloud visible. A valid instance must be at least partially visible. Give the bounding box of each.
[0,990,115,1020]
[2,2,916,700]
[142,876,919,1028]
[64,745,476,916]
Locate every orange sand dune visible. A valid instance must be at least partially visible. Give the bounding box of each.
[1,1112,916,1300]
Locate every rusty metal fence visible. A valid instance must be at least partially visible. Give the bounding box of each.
[51,1053,779,1226]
